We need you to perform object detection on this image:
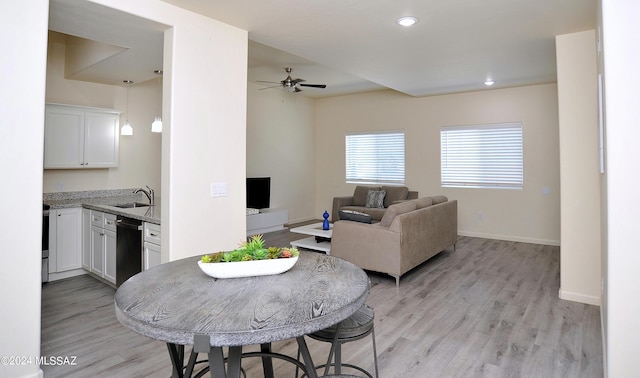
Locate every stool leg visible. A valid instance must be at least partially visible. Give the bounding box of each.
[371,327,379,378]
[260,343,274,378]
[323,322,343,376]
[295,347,302,378]
[334,343,342,375]
[297,336,319,378]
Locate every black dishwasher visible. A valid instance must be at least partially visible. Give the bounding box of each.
[116,217,143,287]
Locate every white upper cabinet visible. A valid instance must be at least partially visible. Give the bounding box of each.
[44,104,120,169]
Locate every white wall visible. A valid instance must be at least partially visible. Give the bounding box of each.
[246,83,316,223]
[556,30,601,306]
[43,31,162,194]
[315,85,561,245]
[0,2,247,376]
[93,0,249,260]
[0,1,48,377]
[601,0,640,375]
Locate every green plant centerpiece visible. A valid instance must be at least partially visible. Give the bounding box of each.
[200,234,299,264]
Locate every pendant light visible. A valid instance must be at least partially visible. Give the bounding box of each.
[121,81,133,136]
[151,69,163,133]
[151,117,162,133]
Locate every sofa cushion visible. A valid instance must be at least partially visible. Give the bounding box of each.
[365,189,386,208]
[382,186,409,208]
[379,201,417,227]
[413,197,433,209]
[362,207,387,221]
[430,195,448,204]
[339,210,372,224]
[352,185,381,207]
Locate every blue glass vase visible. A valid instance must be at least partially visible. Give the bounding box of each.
[322,211,330,230]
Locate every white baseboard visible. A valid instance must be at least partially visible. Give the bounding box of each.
[247,225,286,236]
[48,268,86,282]
[287,216,317,225]
[559,288,601,306]
[457,230,560,246]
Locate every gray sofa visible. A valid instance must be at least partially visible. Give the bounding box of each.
[331,196,457,286]
[331,185,419,222]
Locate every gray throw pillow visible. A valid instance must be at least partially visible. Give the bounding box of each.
[365,190,386,208]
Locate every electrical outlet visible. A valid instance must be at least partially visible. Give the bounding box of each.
[210,182,228,197]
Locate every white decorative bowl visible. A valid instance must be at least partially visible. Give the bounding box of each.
[197,256,298,279]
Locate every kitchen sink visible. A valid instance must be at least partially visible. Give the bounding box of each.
[113,202,151,208]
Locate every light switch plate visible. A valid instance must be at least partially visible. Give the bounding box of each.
[210,182,228,197]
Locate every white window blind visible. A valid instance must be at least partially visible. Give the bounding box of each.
[346,131,405,184]
[441,123,523,189]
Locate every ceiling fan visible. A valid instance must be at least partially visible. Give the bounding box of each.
[257,67,327,93]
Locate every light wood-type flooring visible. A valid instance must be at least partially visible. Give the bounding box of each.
[41,224,603,377]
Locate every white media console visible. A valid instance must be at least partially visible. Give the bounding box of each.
[246,208,288,236]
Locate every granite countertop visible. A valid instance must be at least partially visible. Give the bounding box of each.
[44,189,161,224]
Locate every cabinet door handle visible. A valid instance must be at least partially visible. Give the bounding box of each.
[149,232,158,237]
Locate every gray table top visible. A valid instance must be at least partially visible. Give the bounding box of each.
[114,252,370,347]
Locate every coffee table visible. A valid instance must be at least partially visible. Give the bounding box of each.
[290,223,332,254]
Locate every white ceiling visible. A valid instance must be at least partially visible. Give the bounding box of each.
[49,0,596,98]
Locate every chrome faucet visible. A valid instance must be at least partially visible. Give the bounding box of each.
[134,185,155,205]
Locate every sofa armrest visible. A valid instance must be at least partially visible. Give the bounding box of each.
[331,220,402,276]
[331,196,354,222]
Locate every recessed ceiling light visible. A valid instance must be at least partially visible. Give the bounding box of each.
[123,79,134,84]
[154,70,163,75]
[397,17,418,27]
[484,80,495,86]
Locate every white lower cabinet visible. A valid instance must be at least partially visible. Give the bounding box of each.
[81,209,91,271]
[143,222,161,270]
[103,228,117,284]
[90,225,104,276]
[50,207,82,275]
[87,210,117,285]
[144,242,161,270]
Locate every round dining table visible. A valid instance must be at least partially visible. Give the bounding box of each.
[114,251,370,378]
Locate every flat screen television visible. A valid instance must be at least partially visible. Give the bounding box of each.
[246,177,271,209]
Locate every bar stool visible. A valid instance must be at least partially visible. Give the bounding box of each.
[298,304,379,378]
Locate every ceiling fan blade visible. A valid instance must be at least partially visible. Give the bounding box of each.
[258,85,282,90]
[291,78,305,85]
[294,87,302,92]
[299,84,327,88]
[256,80,281,84]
